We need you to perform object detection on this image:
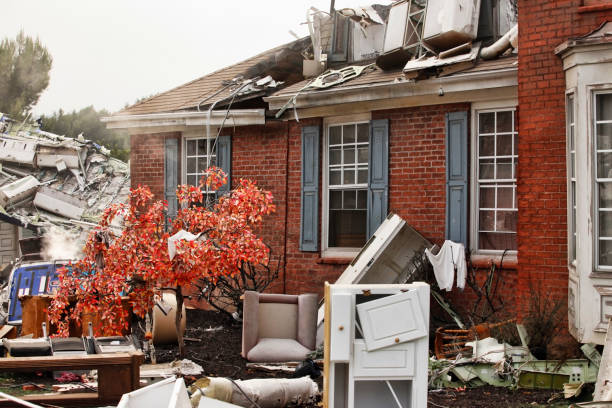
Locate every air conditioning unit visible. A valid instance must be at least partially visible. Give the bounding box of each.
[423,0,481,51]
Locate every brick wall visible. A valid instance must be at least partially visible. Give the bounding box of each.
[517,1,612,308]
[130,132,180,200]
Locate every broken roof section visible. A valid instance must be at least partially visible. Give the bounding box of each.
[117,37,311,116]
[0,114,130,248]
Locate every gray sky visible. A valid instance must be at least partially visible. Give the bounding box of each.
[2,0,379,116]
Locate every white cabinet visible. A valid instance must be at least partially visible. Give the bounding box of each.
[324,283,429,408]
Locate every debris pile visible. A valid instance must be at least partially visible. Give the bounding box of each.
[0,113,130,257]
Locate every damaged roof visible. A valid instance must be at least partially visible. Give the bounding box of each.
[0,114,130,244]
[118,37,310,116]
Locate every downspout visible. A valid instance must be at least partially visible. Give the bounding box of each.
[480,24,519,60]
[283,120,290,294]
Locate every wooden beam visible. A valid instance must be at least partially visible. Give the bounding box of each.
[323,282,331,408]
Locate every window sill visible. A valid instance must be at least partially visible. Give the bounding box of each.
[578,3,612,13]
[470,253,518,269]
[317,257,354,265]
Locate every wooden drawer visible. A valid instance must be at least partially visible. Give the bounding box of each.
[352,339,415,378]
[330,293,353,362]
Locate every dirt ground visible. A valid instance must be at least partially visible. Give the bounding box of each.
[150,309,574,407]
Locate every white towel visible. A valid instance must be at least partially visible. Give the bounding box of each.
[425,240,466,291]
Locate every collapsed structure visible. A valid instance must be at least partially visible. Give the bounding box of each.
[0,114,130,270]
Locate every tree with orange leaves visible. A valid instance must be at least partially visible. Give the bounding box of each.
[48,167,275,356]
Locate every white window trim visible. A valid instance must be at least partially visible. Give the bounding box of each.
[322,113,371,259]
[566,88,577,267]
[470,100,519,255]
[593,88,612,272]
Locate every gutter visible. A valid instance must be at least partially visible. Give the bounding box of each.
[264,66,517,112]
[101,109,266,130]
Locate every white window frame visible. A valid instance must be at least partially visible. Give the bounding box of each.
[322,113,371,259]
[470,100,519,254]
[181,129,218,202]
[567,90,577,265]
[594,89,612,271]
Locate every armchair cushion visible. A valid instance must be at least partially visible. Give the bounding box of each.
[246,338,312,362]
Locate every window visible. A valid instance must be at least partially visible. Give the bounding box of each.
[568,94,576,262]
[184,136,217,205]
[595,92,612,268]
[325,121,369,250]
[475,109,518,251]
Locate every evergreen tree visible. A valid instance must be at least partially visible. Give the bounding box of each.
[0,31,52,119]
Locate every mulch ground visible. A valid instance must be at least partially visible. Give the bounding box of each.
[148,309,578,407]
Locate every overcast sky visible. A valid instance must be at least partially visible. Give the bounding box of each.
[2,0,388,116]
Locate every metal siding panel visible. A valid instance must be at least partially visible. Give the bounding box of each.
[367,119,389,238]
[216,135,232,197]
[300,126,320,252]
[164,138,178,218]
[445,111,468,246]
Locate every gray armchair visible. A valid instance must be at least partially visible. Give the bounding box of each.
[241,291,318,362]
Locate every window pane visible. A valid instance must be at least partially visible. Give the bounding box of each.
[187,175,197,186]
[597,93,612,121]
[343,125,355,143]
[187,140,196,156]
[357,169,368,184]
[330,170,341,185]
[600,211,612,237]
[197,139,207,156]
[600,183,612,208]
[329,147,341,165]
[498,187,514,209]
[328,209,367,248]
[344,190,356,209]
[479,135,495,156]
[496,210,517,232]
[598,124,612,150]
[186,157,196,173]
[330,190,342,209]
[344,146,355,164]
[479,112,495,134]
[479,210,495,231]
[198,158,208,173]
[497,158,513,179]
[571,152,575,178]
[479,232,517,251]
[479,159,495,179]
[497,134,513,156]
[598,152,612,179]
[330,126,341,145]
[358,147,368,164]
[601,240,612,267]
[357,190,367,209]
[357,123,369,143]
[479,187,495,209]
[497,111,513,133]
[344,169,355,184]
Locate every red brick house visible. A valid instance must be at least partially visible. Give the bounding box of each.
[105,1,612,345]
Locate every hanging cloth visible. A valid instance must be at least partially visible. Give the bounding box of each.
[424,240,466,291]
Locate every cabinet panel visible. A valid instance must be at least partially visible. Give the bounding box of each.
[353,339,415,378]
[356,289,427,351]
[330,293,353,362]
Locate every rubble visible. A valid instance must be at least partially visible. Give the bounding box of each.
[0,113,130,256]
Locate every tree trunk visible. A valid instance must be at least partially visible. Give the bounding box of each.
[175,285,185,358]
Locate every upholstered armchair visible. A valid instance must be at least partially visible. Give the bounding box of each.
[241,291,318,362]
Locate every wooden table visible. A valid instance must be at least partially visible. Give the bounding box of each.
[0,351,144,407]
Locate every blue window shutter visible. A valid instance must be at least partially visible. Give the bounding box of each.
[300,126,319,252]
[216,135,232,197]
[164,138,178,219]
[445,111,468,246]
[367,119,389,238]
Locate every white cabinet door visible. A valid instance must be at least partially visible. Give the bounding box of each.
[330,293,353,362]
[352,339,415,378]
[356,289,427,351]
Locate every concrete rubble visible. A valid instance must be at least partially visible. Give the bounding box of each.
[0,113,130,256]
